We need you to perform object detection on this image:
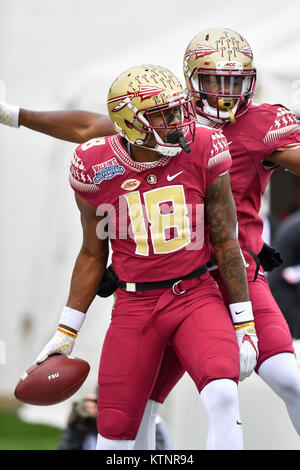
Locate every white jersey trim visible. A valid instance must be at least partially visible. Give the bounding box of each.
[69,173,99,193]
[263,124,300,144]
[207,150,231,170]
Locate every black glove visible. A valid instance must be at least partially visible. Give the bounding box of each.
[258,242,283,272]
[97,264,119,298]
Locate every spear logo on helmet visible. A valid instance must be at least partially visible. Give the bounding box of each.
[184,44,218,61]
[108,85,164,112]
[239,46,253,59]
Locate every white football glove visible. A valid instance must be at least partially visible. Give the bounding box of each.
[0,100,19,127]
[34,307,86,364]
[35,327,77,364]
[229,301,259,381]
[234,322,259,381]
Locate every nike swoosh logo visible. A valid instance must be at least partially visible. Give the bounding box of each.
[236,420,242,426]
[167,171,183,181]
[235,310,245,315]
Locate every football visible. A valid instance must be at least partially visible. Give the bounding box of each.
[14,354,90,406]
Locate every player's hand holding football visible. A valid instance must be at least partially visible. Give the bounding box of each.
[0,100,19,127]
[34,307,86,364]
[229,301,259,381]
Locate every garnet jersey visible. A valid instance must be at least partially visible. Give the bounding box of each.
[208,103,300,255]
[69,127,231,282]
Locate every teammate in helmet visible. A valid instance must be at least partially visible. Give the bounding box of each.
[183,28,256,123]
[2,28,300,448]
[148,29,300,446]
[30,64,256,450]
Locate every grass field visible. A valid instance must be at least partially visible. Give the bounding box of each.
[0,411,62,450]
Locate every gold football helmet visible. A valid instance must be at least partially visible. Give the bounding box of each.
[183,28,256,123]
[107,64,196,156]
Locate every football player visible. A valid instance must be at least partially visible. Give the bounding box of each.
[148,28,300,446]
[30,65,256,450]
[3,28,300,447]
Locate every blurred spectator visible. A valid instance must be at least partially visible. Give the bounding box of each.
[58,394,173,450]
[58,394,98,450]
[268,210,300,339]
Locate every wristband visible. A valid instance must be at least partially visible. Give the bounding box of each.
[229,301,254,324]
[0,102,20,127]
[234,321,255,331]
[57,326,78,338]
[59,306,86,332]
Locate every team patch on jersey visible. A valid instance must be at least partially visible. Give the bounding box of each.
[147,174,157,185]
[121,179,141,191]
[92,158,125,184]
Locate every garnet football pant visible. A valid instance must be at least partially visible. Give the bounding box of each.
[97,273,239,440]
[150,254,295,404]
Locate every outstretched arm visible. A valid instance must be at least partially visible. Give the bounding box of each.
[0,99,116,143]
[20,109,116,143]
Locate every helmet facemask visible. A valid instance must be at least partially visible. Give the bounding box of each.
[128,96,196,156]
[183,28,257,124]
[189,67,256,123]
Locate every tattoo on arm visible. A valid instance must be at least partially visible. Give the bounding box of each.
[206,172,249,303]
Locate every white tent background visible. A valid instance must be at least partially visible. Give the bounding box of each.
[1,0,300,449]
